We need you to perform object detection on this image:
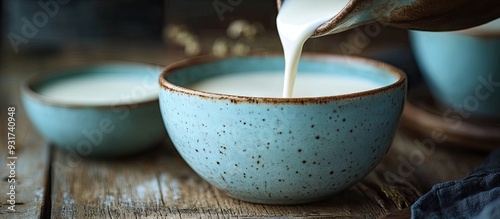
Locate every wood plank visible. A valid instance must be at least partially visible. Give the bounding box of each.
[0,69,51,218]
[49,129,487,218]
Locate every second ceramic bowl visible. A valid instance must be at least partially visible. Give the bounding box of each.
[159,53,406,204]
[410,19,500,119]
[22,62,166,157]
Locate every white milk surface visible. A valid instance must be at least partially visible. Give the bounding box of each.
[190,71,380,98]
[277,0,350,97]
[38,74,158,105]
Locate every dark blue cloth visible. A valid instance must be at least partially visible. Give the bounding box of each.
[411,149,500,219]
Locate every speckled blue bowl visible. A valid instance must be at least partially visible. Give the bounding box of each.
[22,63,166,157]
[159,53,406,204]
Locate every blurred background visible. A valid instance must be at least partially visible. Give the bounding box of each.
[4,0,166,52]
[3,0,278,52]
[2,0,279,52]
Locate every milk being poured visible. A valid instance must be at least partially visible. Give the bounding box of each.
[191,0,377,98]
[277,0,350,97]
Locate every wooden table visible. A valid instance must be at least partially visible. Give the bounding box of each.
[0,39,489,218]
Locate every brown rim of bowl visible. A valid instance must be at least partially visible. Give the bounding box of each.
[21,61,163,109]
[159,52,406,104]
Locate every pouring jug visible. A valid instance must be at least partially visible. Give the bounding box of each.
[277,0,500,37]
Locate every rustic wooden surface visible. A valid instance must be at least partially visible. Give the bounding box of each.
[0,60,51,219]
[47,132,486,219]
[0,38,490,218]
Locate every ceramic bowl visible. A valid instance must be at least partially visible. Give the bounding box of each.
[22,62,166,157]
[410,19,500,119]
[159,53,406,204]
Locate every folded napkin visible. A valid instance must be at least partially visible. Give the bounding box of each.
[411,149,500,219]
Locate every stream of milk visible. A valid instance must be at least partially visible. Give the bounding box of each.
[277,0,350,97]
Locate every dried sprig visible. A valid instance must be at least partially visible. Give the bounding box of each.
[164,24,202,56]
[213,19,264,56]
[226,20,264,40]
[165,20,264,57]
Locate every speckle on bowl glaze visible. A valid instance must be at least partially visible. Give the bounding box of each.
[159,53,406,204]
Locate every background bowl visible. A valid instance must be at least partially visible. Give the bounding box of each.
[159,53,406,204]
[410,19,500,119]
[22,62,166,157]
